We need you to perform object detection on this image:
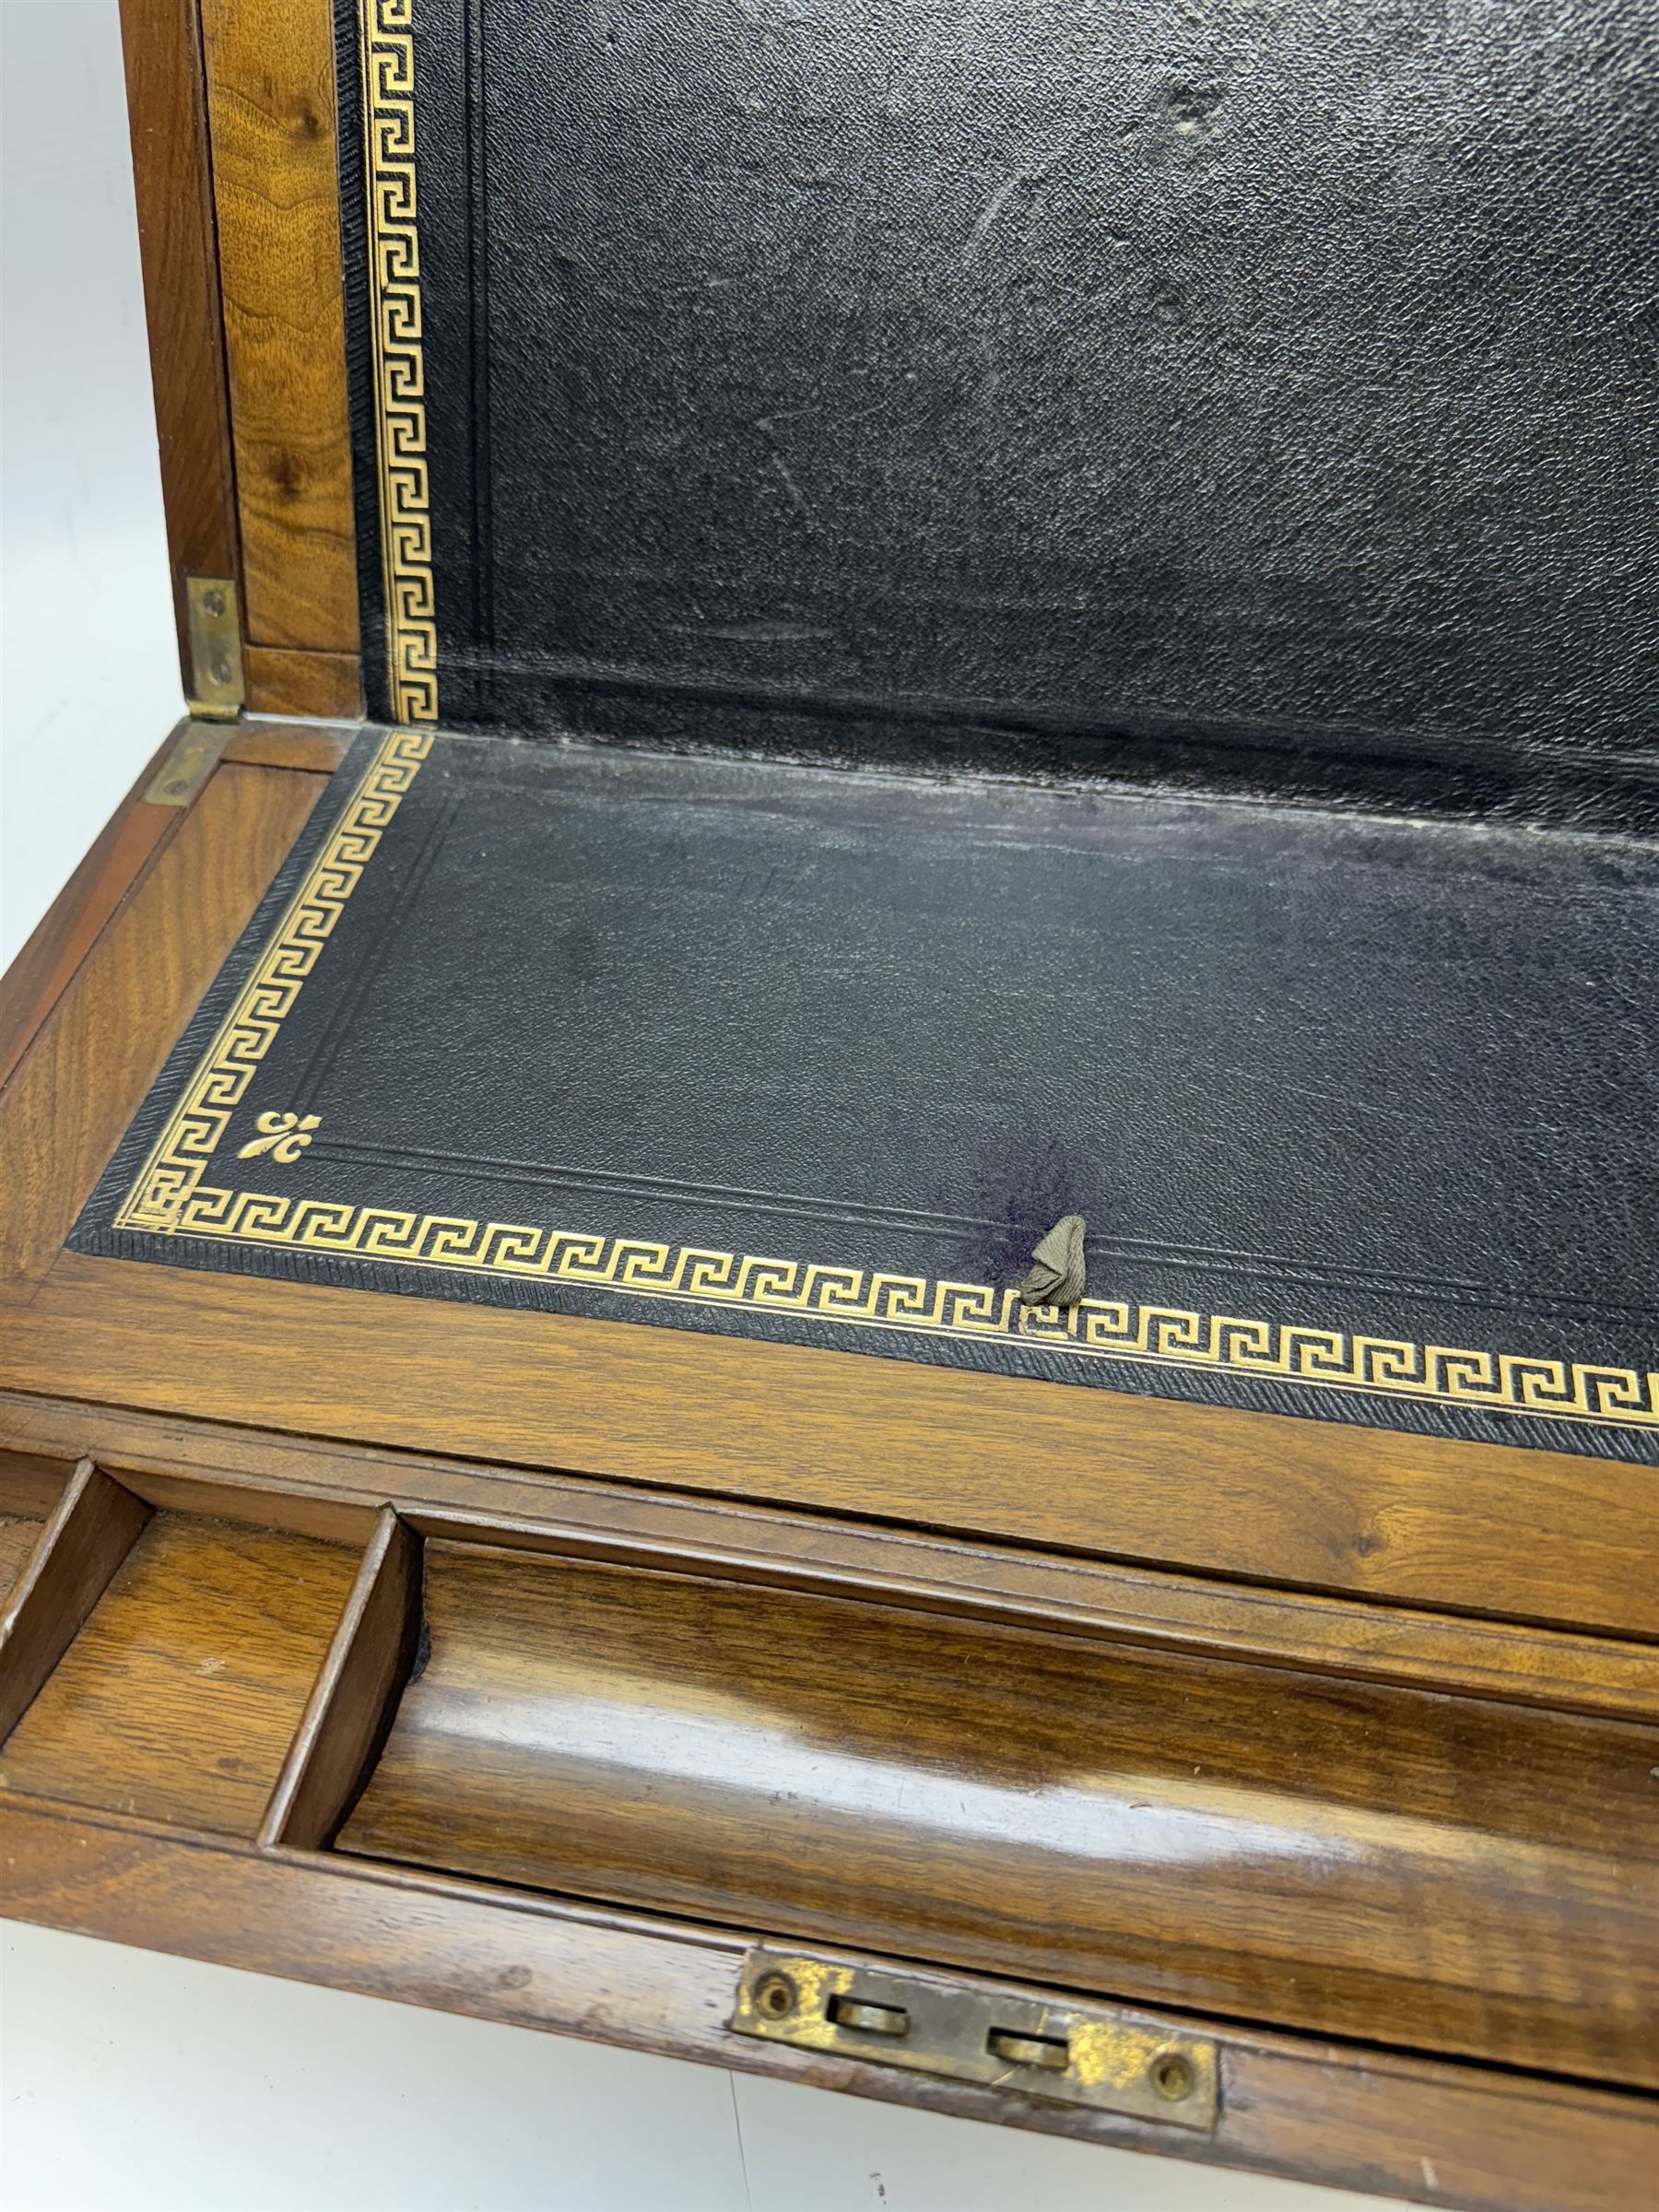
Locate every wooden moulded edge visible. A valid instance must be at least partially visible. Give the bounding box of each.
[5,1400,1654,1724]
[0,1787,1653,2212]
[116,0,241,697]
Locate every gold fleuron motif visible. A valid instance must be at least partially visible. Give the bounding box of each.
[359,0,437,723]
[236,1111,321,1163]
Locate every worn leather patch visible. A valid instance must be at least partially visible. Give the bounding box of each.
[73,731,1659,1458]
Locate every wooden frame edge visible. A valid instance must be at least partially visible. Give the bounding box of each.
[0,724,189,1095]
[116,0,241,700]
[5,1392,1656,1723]
[2,1793,1652,2212]
[195,0,361,680]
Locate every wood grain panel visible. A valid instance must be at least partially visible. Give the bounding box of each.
[0,726,185,1093]
[0,1513,358,1835]
[117,0,240,687]
[198,0,357,651]
[222,719,356,771]
[0,762,325,1287]
[6,1395,1653,1723]
[341,1547,1659,2086]
[6,1253,1657,1639]
[242,644,362,721]
[0,1463,152,1742]
[0,1520,46,1606]
[5,1795,1655,2212]
[0,1451,74,1522]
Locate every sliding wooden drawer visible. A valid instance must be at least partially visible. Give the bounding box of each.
[330,1538,1659,2089]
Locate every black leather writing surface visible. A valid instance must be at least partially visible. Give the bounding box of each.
[74,731,1659,1459]
[338,0,1659,818]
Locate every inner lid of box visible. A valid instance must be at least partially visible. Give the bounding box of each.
[337,0,1657,815]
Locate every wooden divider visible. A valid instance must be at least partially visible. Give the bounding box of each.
[260,1508,425,1850]
[0,1461,151,1742]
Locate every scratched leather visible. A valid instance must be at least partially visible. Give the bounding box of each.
[347,0,1659,818]
[76,735,1659,1460]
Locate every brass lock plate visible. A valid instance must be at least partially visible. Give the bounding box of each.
[730,1948,1218,2131]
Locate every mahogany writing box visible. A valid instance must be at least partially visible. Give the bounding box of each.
[2,3,1656,2204]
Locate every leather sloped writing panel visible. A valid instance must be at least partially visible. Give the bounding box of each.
[70,729,1659,1459]
[338,1543,1659,2087]
[335,0,1659,823]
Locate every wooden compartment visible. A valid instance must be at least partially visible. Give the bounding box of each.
[336,1539,1659,2090]
[1,1444,1656,2211]
[0,1501,359,1836]
[0,1451,71,1604]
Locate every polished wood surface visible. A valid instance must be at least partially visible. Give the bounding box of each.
[0,1512,358,1836]
[5,1393,1656,1724]
[343,1545,1659,2086]
[0,727,185,1092]
[221,718,356,772]
[197,0,358,656]
[0,761,325,1288]
[0,1445,70,1599]
[117,0,240,690]
[0,1519,44,1604]
[0,1463,150,1742]
[242,644,362,721]
[7,1248,1657,1640]
[0,1452,74,1522]
[261,1509,422,1849]
[5,1794,1655,2212]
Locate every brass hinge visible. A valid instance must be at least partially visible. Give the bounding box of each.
[144,718,231,807]
[184,574,244,721]
[731,1948,1218,2131]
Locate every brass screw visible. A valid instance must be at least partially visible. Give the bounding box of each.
[754,1971,797,2020]
[203,588,226,619]
[1150,2051,1195,2101]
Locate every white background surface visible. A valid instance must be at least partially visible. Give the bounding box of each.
[0,4,1401,2206]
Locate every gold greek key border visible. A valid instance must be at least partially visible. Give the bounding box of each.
[115,730,433,1233]
[360,0,438,723]
[127,1198,1659,1429]
[112,728,1659,1432]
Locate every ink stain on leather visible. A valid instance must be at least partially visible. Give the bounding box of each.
[966,1132,1092,1290]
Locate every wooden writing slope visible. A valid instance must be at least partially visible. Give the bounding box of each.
[2,3,1656,2206]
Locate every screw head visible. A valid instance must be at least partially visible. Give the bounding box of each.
[753,1971,797,2020]
[1150,2051,1195,2101]
[202,588,226,618]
